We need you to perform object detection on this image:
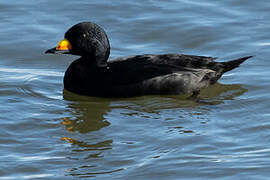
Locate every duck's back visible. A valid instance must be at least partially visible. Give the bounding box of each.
[104,54,219,97]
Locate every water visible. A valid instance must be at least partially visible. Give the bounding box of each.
[0,0,270,179]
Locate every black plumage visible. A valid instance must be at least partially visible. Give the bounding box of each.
[46,22,252,97]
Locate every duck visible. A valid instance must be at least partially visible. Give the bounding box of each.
[45,22,252,97]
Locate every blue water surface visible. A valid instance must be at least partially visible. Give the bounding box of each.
[0,0,270,179]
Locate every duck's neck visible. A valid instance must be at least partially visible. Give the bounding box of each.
[82,56,108,68]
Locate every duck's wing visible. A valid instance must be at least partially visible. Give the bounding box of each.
[107,54,213,86]
[148,54,217,67]
[111,54,217,69]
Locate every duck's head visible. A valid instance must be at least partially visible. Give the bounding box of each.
[45,22,110,67]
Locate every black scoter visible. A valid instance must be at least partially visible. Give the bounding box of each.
[45,22,252,97]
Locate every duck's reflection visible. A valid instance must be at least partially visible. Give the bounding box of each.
[61,83,247,178]
[62,89,111,133]
[62,82,247,134]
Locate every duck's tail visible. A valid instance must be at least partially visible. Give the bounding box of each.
[219,56,253,74]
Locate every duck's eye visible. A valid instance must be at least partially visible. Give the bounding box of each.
[56,39,72,51]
